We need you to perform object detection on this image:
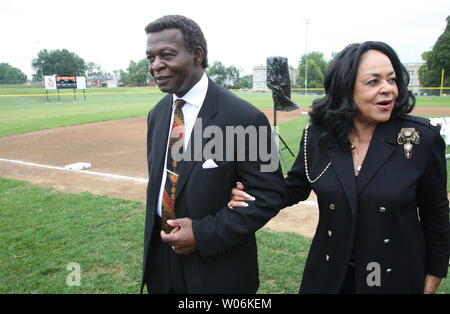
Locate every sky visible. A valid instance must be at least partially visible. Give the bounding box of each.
[1,0,449,79]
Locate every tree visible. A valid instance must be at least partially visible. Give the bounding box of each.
[419,16,450,87]
[86,62,109,78]
[206,61,228,86]
[119,69,129,85]
[235,74,253,89]
[31,49,87,81]
[418,51,432,86]
[297,51,329,89]
[226,65,240,88]
[206,61,248,88]
[0,63,27,84]
[120,59,149,86]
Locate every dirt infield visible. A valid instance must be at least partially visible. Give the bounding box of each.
[0,106,448,238]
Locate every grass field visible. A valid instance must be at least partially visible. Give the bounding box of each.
[0,85,319,137]
[1,85,449,294]
[2,85,449,137]
[0,177,447,294]
[0,86,164,137]
[0,177,310,293]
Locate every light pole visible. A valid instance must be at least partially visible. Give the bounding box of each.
[36,40,45,85]
[41,60,44,84]
[305,19,310,95]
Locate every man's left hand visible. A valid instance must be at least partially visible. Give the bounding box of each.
[160,218,197,255]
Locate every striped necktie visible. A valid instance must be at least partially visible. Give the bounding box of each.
[161,99,185,233]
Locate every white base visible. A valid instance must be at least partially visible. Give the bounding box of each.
[65,162,92,171]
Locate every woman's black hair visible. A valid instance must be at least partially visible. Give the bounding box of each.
[145,15,208,68]
[309,41,415,150]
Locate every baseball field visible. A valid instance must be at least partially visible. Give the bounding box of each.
[1,85,449,293]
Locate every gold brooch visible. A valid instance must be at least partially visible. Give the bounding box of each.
[397,128,420,159]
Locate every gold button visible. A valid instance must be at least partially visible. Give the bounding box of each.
[386,268,392,273]
[329,204,335,210]
[384,239,390,244]
[379,206,387,213]
[328,230,333,237]
[325,254,330,262]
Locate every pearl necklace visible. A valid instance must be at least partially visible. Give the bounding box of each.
[304,125,332,183]
[351,145,362,172]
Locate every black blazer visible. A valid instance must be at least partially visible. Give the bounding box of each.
[141,78,287,293]
[285,115,450,293]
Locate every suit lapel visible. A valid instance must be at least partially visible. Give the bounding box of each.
[325,120,396,218]
[356,120,396,193]
[150,96,173,187]
[327,139,358,220]
[175,78,218,200]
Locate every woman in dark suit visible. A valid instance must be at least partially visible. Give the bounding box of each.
[229,41,449,293]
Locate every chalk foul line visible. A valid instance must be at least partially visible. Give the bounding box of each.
[0,158,319,206]
[0,158,147,183]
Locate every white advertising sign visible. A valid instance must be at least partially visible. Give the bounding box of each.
[44,75,57,90]
[76,76,86,89]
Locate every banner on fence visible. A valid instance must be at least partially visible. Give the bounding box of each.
[44,75,57,90]
[76,76,86,90]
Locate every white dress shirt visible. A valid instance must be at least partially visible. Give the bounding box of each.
[156,72,209,218]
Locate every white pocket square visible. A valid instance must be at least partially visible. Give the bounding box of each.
[202,159,218,169]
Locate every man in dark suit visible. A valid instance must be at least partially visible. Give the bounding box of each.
[141,15,287,294]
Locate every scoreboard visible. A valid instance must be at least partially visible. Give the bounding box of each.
[43,75,87,102]
[44,75,86,93]
[56,76,77,89]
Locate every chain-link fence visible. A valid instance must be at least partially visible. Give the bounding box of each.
[410,87,450,97]
[256,87,450,97]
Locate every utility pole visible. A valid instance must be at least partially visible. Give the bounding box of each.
[305,19,310,95]
[41,60,44,84]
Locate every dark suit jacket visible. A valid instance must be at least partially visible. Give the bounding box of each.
[285,115,450,293]
[141,78,287,293]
